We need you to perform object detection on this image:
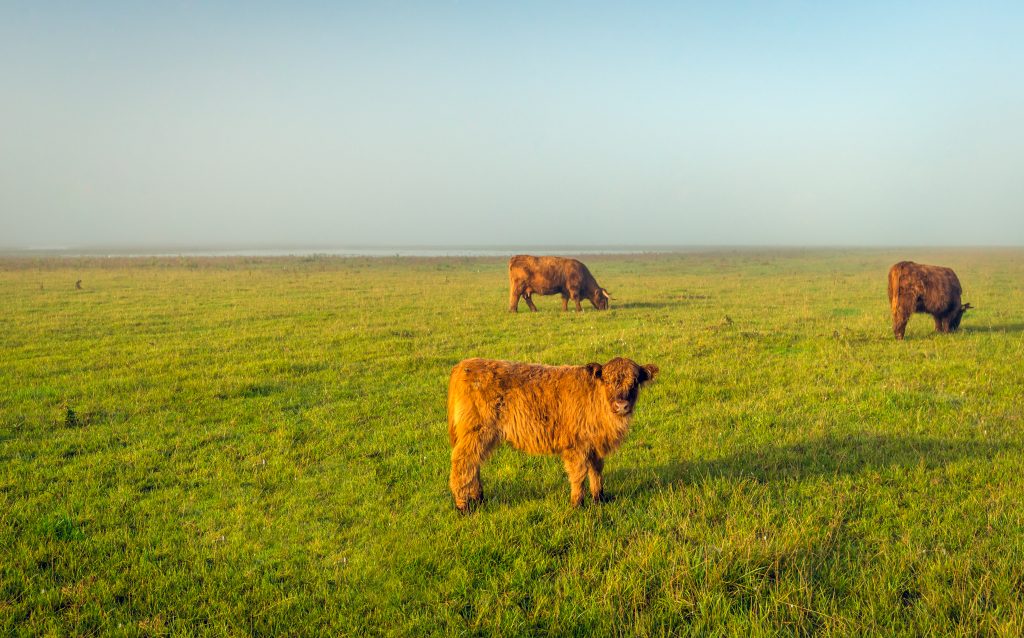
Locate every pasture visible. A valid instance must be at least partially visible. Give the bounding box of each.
[2,249,1024,636]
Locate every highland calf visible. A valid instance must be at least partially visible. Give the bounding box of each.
[888,261,972,340]
[447,357,659,511]
[508,255,610,312]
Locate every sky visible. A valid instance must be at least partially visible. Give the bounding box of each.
[1,1,1023,249]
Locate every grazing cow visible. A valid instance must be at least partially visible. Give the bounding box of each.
[447,357,659,511]
[508,255,610,312]
[888,261,972,340]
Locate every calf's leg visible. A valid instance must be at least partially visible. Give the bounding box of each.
[449,428,501,511]
[561,450,589,507]
[587,452,605,502]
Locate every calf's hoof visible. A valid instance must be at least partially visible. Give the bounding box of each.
[454,497,482,514]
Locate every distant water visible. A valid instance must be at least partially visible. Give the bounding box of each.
[4,246,681,258]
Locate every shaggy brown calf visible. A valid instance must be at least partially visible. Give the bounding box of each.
[888,261,972,340]
[508,255,610,312]
[447,357,659,511]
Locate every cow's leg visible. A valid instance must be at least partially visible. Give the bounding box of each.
[568,288,583,312]
[939,305,961,333]
[587,451,605,503]
[524,292,539,312]
[509,285,522,313]
[561,450,589,507]
[449,428,499,512]
[892,300,912,340]
[561,294,569,311]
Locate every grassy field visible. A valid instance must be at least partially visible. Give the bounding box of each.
[2,249,1024,636]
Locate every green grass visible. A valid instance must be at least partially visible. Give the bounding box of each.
[2,249,1024,636]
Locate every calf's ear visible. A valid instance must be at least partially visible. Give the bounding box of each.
[640,364,660,383]
[585,363,603,379]
[962,303,973,311]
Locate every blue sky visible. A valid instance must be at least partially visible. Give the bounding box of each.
[2,2,1022,247]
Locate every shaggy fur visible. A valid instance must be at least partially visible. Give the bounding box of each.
[447,357,659,511]
[888,261,972,340]
[508,255,611,312]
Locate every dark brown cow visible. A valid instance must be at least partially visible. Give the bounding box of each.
[508,255,610,312]
[447,357,659,511]
[888,261,972,340]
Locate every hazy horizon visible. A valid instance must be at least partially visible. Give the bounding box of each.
[3,2,1023,248]
[5,242,1023,260]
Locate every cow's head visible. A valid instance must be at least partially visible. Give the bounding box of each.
[592,288,611,310]
[586,357,659,416]
[950,302,973,330]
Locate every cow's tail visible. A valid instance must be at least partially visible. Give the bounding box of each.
[447,366,467,447]
[888,264,901,315]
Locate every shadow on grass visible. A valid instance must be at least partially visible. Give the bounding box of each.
[622,434,1014,492]
[471,434,1013,510]
[613,301,678,310]
[965,323,1024,334]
